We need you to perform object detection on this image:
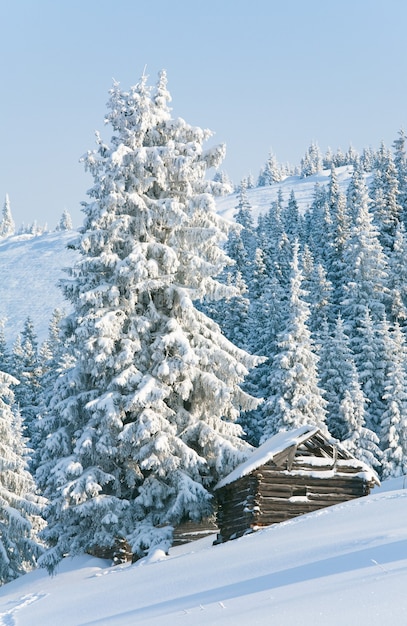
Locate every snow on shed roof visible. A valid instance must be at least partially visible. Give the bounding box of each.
[215,424,320,490]
[215,424,379,490]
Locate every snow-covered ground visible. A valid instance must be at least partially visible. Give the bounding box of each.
[0,230,78,344]
[0,481,406,625]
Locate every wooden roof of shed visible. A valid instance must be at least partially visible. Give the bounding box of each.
[214,424,379,490]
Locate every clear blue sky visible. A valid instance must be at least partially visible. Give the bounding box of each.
[1,0,407,228]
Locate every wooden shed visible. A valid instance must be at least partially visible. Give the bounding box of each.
[214,424,380,543]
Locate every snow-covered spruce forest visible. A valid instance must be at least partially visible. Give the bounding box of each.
[0,71,407,587]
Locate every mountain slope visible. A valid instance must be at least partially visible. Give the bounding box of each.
[0,170,406,623]
[0,166,355,345]
[0,484,406,625]
[0,230,77,344]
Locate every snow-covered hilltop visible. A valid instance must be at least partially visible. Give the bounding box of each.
[216,165,355,223]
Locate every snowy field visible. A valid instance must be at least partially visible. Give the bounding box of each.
[0,480,406,625]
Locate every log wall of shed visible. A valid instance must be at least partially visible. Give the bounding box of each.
[216,456,375,543]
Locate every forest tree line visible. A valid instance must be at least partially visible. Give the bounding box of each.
[209,134,407,482]
[0,72,406,585]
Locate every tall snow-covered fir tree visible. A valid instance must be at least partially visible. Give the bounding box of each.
[392,128,407,226]
[10,318,43,441]
[257,151,283,186]
[327,172,351,316]
[300,141,322,178]
[57,209,73,231]
[303,183,330,267]
[380,322,407,478]
[0,194,15,238]
[341,164,389,334]
[239,247,285,446]
[370,142,403,257]
[318,317,381,469]
[302,260,333,337]
[0,320,10,375]
[282,189,302,243]
[387,223,407,325]
[259,243,327,441]
[227,180,257,287]
[318,317,363,440]
[31,309,71,468]
[0,371,44,584]
[36,71,261,570]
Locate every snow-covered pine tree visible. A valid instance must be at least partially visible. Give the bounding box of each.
[387,222,407,325]
[350,310,391,434]
[323,147,334,170]
[226,180,257,287]
[300,141,322,178]
[360,146,375,172]
[239,247,285,446]
[282,189,302,243]
[0,371,44,584]
[212,170,233,194]
[257,192,292,290]
[342,164,389,333]
[10,318,43,441]
[333,146,346,167]
[36,71,262,571]
[257,151,282,186]
[0,320,10,375]
[317,316,380,468]
[220,271,250,351]
[259,242,327,441]
[392,128,407,226]
[370,142,402,257]
[339,387,382,470]
[246,173,255,189]
[0,194,15,238]
[345,145,359,166]
[326,169,351,315]
[235,182,257,262]
[206,180,257,350]
[40,309,66,368]
[302,261,333,338]
[380,322,407,478]
[31,309,70,466]
[303,183,330,267]
[57,209,73,231]
[318,316,361,440]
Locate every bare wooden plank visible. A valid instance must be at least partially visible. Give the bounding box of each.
[257,473,364,489]
[272,444,297,468]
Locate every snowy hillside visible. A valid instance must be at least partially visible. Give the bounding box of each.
[0,230,78,344]
[216,165,354,223]
[0,483,406,625]
[1,166,407,623]
[0,166,354,345]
